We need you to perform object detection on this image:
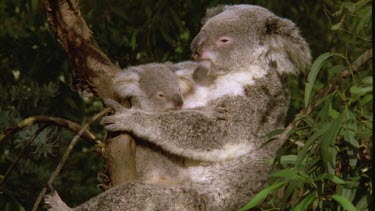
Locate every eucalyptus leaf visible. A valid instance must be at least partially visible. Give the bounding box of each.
[362,76,373,85]
[305,53,337,108]
[316,173,346,184]
[330,195,357,211]
[271,169,307,182]
[320,114,343,174]
[238,181,287,211]
[292,193,315,211]
[350,86,372,96]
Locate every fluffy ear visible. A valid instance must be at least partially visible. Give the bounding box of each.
[113,69,142,99]
[201,5,227,25]
[263,17,312,75]
[175,69,194,97]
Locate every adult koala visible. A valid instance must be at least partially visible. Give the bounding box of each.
[45,4,311,211]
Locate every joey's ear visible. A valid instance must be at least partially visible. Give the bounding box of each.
[202,5,227,25]
[263,17,312,75]
[175,70,194,97]
[113,70,142,99]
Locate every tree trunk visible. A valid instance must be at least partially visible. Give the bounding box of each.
[44,0,136,186]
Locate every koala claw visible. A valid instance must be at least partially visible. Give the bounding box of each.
[103,98,128,113]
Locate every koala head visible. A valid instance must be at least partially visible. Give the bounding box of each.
[191,5,311,76]
[114,63,187,112]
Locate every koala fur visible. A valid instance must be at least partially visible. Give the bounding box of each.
[114,62,197,184]
[45,4,311,211]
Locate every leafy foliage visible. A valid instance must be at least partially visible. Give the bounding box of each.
[241,1,372,210]
[0,0,372,210]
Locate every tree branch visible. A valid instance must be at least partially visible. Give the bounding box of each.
[0,116,102,146]
[340,48,373,78]
[44,0,119,98]
[32,107,111,211]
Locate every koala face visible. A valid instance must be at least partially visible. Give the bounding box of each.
[137,66,183,112]
[191,5,311,76]
[191,6,272,75]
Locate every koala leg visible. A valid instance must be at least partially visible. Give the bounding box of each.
[46,182,206,211]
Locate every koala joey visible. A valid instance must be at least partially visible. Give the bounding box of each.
[113,62,198,184]
[45,4,311,211]
[114,62,191,112]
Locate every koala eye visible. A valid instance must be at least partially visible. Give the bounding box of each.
[157,92,165,98]
[219,37,231,44]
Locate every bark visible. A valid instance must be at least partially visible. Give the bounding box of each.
[43,0,136,186]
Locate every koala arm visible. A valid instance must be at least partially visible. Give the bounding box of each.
[103,71,288,162]
[102,98,254,162]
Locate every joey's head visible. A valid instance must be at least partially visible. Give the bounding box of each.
[114,64,185,112]
[191,5,311,76]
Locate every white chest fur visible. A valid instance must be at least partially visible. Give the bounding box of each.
[182,66,267,108]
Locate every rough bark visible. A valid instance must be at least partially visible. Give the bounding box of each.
[44,0,136,186]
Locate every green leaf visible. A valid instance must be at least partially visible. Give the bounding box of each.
[271,169,307,182]
[266,129,284,139]
[318,94,333,122]
[353,0,371,9]
[280,155,298,166]
[330,195,357,211]
[361,94,373,105]
[238,181,287,211]
[304,53,337,108]
[320,114,343,174]
[342,109,358,147]
[292,193,315,211]
[350,86,372,96]
[296,127,328,167]
[331,22,342,30]
[329,108,340,119]
[362,76,373,85]
[316,173,346,184]
[340,177,360,202]
[355,195,369,210]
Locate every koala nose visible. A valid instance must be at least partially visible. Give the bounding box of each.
[191,31,207,59]
[172,94,183,108]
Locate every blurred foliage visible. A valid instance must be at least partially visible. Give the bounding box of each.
[0,0,372,210]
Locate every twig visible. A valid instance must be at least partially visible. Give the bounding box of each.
[32,107,111,211]
[0,125,48,187]
[0,115,102,145]
[340,48,373,78]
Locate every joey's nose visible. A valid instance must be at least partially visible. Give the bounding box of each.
[172,94,183,108]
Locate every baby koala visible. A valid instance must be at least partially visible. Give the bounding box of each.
[113,62,196,184]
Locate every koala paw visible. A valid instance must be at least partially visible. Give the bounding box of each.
[101,109,145,132]
[103,98,127,113]
[201,106,228,120]
[214,106,229,120]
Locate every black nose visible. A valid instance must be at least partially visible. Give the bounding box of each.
[172,94,183,108]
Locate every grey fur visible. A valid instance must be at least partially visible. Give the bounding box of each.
[45,4,311,211]
[114,62,197,184]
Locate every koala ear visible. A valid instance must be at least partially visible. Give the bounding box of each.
[113,69,142,99]
[175,70,194,97]
[263,17,312,75]
[201,5,226,25]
